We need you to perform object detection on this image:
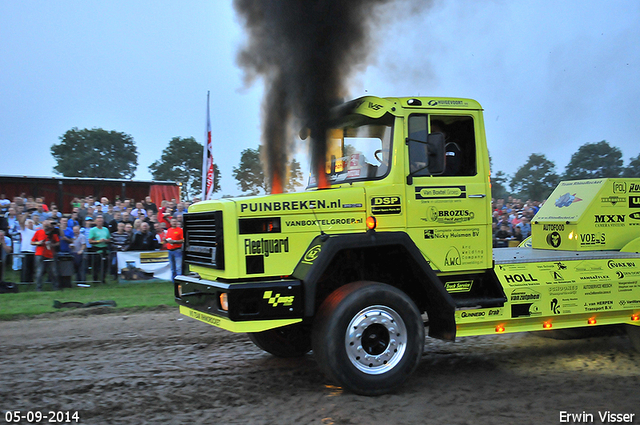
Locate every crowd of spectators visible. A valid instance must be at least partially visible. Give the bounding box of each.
[491,197,542,248]
[0,193,195,290]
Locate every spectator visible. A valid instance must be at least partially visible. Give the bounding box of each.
[110,222,131,278]
[143,196,158,214]
[32,202,51,221]
[130,202,147,219]
[99,197,110,215]
[516,216,532,239]
[165,218,184,281]
[0,229,11,266]
[58,217,74,254]
[88,216,111,283]
[130,222,158,251]
[121,211,133,226]
[70,225,86,283]
[154,222,166,249]
[32,219,60,291]
[493,223,513,248]
[32,214,43,230]
[68,208,80,228]
[124,223,133,237]
[173,202,186,218]
[107,211,121,234]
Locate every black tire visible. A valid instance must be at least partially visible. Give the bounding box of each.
[627,325,640,352]
[312,281,424,396]
[248,323,312,358]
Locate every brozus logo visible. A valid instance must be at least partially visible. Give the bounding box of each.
[425,207,474,224]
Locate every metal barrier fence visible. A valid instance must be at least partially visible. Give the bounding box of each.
[4,251,112,286]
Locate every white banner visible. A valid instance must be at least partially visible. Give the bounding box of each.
[117,251,172,282]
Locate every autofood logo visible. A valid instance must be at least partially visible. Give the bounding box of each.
[547,231,561,248]
[425,207,474,224]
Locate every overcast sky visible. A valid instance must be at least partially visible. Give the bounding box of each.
[1,1,639,197]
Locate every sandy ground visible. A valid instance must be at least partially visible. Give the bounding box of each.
[1,307,639,425]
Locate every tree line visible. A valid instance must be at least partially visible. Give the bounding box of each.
[50,128,639,202]
[491,140,640,202]
[50,127,303,199]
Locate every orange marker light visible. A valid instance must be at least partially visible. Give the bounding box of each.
[219,293,229,311]
[543,322,553,329]
[495,325,505,333]
[587,318,597,325]
[632,314,639,322]
[366,216,377,230]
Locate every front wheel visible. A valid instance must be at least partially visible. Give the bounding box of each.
[248,323,312,357]
[312,281,424,395]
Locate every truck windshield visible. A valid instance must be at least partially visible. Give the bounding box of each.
[308,119,393,187]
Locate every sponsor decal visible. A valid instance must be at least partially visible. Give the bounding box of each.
[240,199,341,213]
[575,262,603,272]
[630,182,640,193]
[607,260,636,269]
[550,298,561,314]
[367,101,383,110]
[510,288,542,318]
[371,196,402,215]
[415,186,466,200]
[424,228,480,240]
[585,300,614,311]
[189,309,221,327]
[285,217,363,227]
[619,299,640,306]
[555,193,582,208]
[342,203,363,208]
[547,231,562,248]
[504,273,538,284]
[613,181,627,193]
[444,280,473,293]
[423,206,475,224]
[543,224,564,231]
[140,251,169,263]
[460,311,485,318]
[629,211,640,225]
[302,244,322,264]
[263,290,295,307]
[594,214,625,227]
[630,196,640,208]
[444,247,461,267]
[427,99,470,107]
[601,196,626,206]
[579,232,606,246]
[244,237,289,257]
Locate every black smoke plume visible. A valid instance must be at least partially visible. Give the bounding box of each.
[234,0,391,192]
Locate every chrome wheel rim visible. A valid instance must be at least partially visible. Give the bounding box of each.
[345,305,408,375]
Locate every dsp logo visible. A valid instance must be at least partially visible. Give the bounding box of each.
[371,196,401,215]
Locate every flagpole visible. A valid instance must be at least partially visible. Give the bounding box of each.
[202,91,211,199]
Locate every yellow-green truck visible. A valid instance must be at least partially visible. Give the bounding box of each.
[175,96,640,395]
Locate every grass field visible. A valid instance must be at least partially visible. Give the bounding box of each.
[0,267,175,320]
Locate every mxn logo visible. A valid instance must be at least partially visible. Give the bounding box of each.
[595,214,624,223]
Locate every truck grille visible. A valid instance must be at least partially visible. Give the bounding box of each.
[183,211,224,269]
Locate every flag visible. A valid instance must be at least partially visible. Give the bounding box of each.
[202,91,215,200]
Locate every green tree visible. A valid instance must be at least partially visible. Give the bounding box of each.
[51,127,138,178]
[623,154,640,178]
[233,147,266,195]
[233,147,305,195]
[510,153,560,201]
[490,170,510,200]
[285,158,304,192]
[149,137,219,200]
[563,140,623,180]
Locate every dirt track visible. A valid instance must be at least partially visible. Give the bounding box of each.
[1,308,639,425]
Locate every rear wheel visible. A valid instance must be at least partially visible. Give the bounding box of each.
[248,323,312,358]
[312,281,424,395]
